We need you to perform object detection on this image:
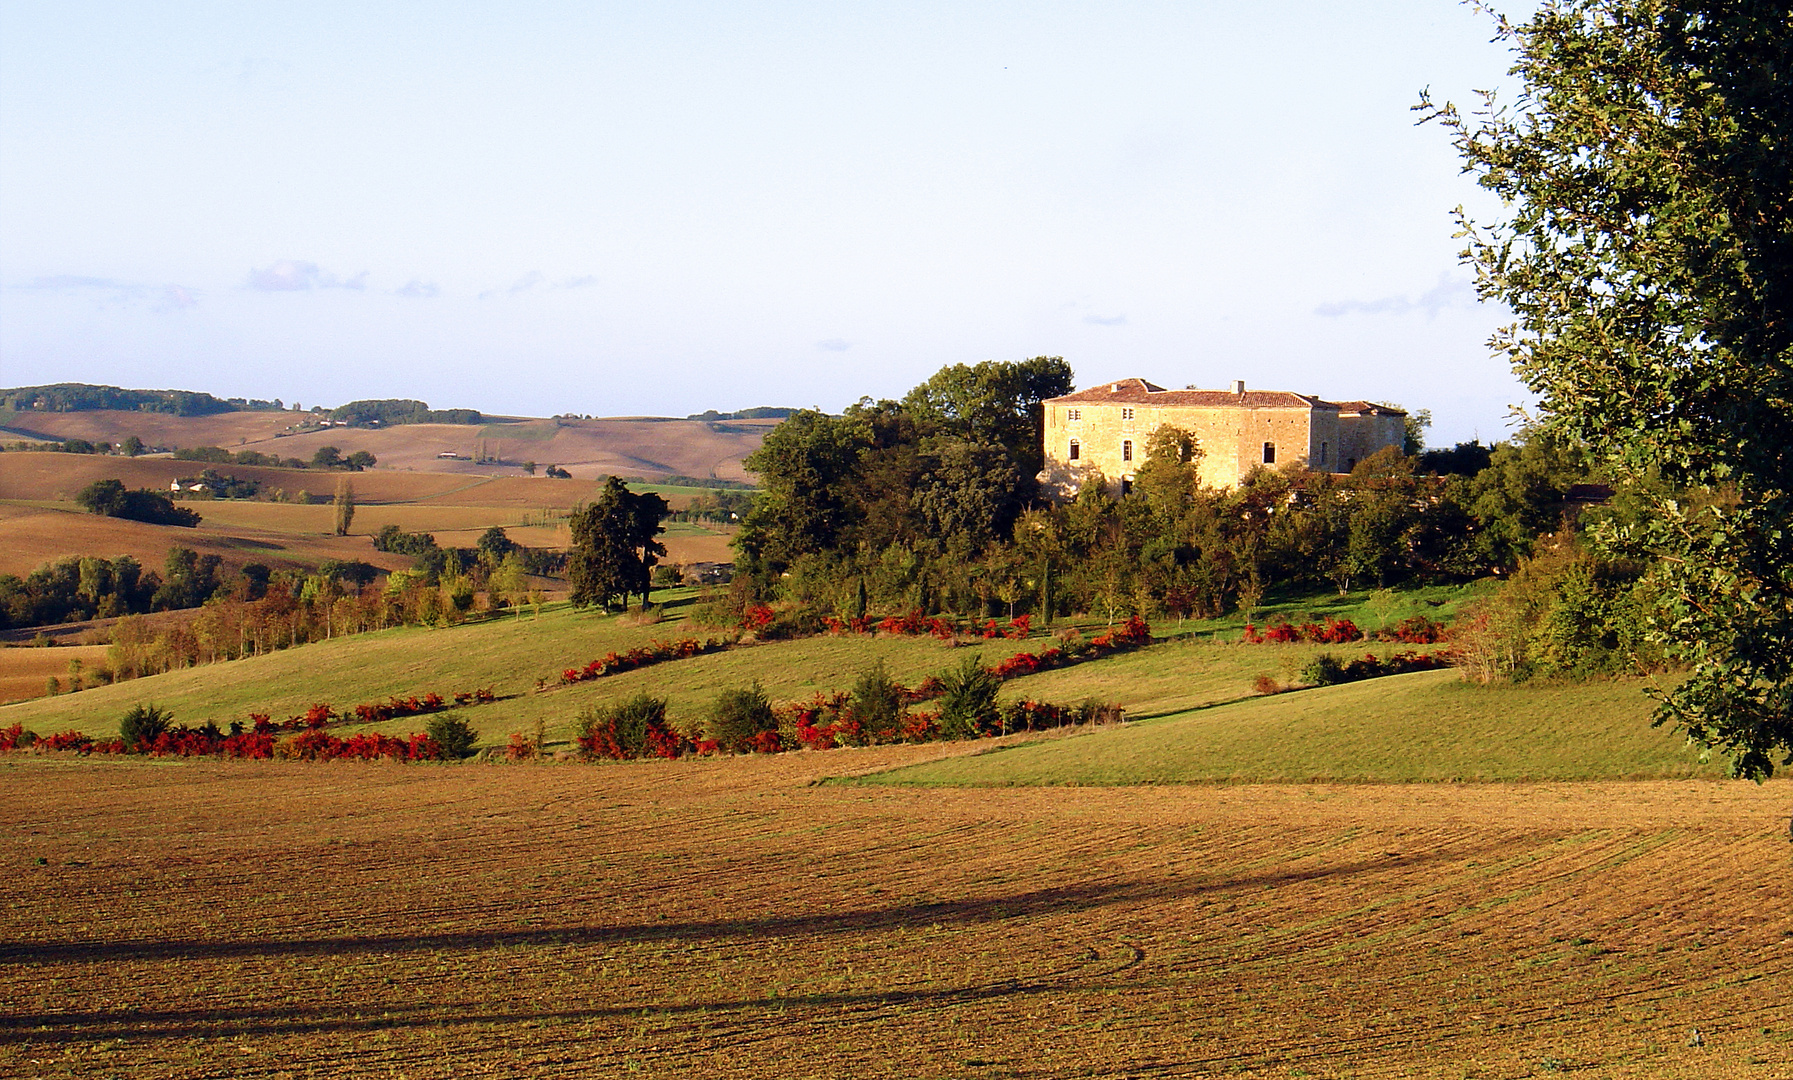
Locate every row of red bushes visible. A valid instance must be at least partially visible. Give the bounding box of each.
[1242,614,1447,645]
[558,638,727,685]
[566,619,1156,760]
[819,611,1033,641]
[1,719,449,760]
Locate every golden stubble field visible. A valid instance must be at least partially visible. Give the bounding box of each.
[2,755,1790,1079]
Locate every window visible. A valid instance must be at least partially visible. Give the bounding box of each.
[1122,439,1133,462]
[1345,457,1357,472]
[1068,439,1080,461]
[1120,477,1133,496]
[1067,408,1081,421]
[1319,441,1328,468]
[1120,407,1135,421]
[1263,442,1276,464]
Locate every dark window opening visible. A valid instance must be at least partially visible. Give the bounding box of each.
[1345,457,1357,472]
[1319,441,1328,467]
[1120,478,1133,496]
[1068,440,1080,460]
[1263,442,1276,464]
[1122,440,1133,462]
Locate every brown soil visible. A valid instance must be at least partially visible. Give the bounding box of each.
[2,755,1788,1078]
[2,412,775,482]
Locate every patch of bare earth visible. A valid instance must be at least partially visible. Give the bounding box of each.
[2,752,1789,1078]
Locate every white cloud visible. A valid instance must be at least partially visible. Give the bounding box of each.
[1083,313,1127,326]
[396,279,440,299]
[1314,273,1478,319]
[815,338,852,352]
[16,274,200,312]
[246,260,367,291]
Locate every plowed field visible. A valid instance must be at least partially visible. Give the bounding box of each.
[3,755,1790,1078]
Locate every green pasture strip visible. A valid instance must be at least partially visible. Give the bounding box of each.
[628,483,761,498]
[0,607,991,749]
[1166,580,1494,644]
[852,668,1716,786]
[476,423,557,441]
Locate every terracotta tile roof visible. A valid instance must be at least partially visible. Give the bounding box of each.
[1330,400,1407,416]
[1049,378,1387,411]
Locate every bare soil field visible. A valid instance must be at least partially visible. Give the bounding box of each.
[0,503,412,581]
[2,411,776,482]
[2,755,1789,1079]
[0,644,110,703]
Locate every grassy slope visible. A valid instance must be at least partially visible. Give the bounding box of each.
[1,581,1711,784]
[862,666,1714,785]
[0,598,978,746]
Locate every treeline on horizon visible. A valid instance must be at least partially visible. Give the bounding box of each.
[0,384,482,426]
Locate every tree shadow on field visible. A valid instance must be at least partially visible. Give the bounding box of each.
[0,846,1464,976]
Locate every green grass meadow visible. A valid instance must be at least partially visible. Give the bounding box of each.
[860,667,1714,786]
[0,580,1716,784]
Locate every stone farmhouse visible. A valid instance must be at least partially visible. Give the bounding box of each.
[1038,378,1406,497]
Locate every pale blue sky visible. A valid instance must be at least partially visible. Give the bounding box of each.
[1,1,1533,445]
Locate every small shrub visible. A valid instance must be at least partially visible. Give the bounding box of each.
[848,661,905,743]
[1251,673,1282,696]
[936,654,1001,740]
[1076,698,1125,725]
[707,684,780,753]
[424,714,478,759]
[1301,653,1347,687]
[506,731,539,761]
[119,703,173,750]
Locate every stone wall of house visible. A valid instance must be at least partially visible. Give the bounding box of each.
[1038,382,1408,497]
[1336,412,1406,472]
[1041,402,1324,495]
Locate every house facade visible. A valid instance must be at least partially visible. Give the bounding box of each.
[1038,378,1406,497]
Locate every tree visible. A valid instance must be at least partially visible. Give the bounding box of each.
[900,356,1074,482]
[1423,1,1793,777]
[311,446,343,470]
[121,435,145,457]
[75,479,201,527]
[345,450,376,471]
[737,410,869,574]
[568,477,669,611]
[332,477,355,536]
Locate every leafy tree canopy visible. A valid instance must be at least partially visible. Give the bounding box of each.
[1424,0,1793,777]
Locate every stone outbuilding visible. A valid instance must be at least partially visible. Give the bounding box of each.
[1039,378,1406,497]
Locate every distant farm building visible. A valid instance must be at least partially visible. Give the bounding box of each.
[1040,378,1406,497]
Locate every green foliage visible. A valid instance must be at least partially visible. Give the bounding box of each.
[333,477,355,536]
[424,714,478,758]
[1,382,236,416]
[76,479,202,527]
[329,399,481,426]
[119,703,172,749]
[1424,1,1793,777]
[568,477,670,611]
[1452,534,1664,684]
[578,693,672,758]
[848,660,904,742]
[1301,653,1346,687]
[706,683,777,753]
[936,653,1001,740]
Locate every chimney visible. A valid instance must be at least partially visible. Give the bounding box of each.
[1109,383,1120,393]
[1231,380,1246,396]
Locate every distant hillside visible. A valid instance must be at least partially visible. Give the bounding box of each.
[685,406,797,421]
[0,383,268,417]
[327,399,482,426]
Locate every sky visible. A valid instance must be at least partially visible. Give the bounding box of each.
[1,1,1537,446]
